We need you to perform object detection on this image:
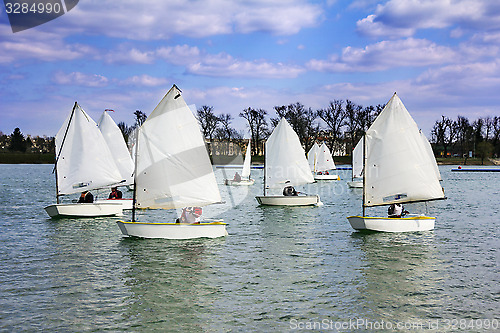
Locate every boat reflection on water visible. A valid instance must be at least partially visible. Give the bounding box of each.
[349,232,445,325]
[118,237,226,331]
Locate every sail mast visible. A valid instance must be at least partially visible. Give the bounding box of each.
[263,142,266,196]
[362,134,366,217]
[131,127,140,222]
[53,102,77,203]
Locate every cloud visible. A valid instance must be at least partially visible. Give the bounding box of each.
[356,0,500,38]
[0,25,95,63]
[52,71,109,87]
[187,53,305,78]
[120,74,168,87]
[56,0,323,40]
[307,38,456,72]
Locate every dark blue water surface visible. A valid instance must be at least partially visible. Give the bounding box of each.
[0,164,498,332]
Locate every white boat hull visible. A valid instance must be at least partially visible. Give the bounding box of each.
[44,202,123,218]
[347,181,363,188]
[224,179,255,186]
[314,173,340,180]
[255,195,321,206]
[116,221,228,239]
[347,215,435,232]
[95,198,133,210]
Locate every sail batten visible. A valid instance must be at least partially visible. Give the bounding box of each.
[135,86,221,210]
[363,93,444,207]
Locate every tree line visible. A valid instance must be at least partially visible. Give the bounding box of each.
[431,115,500,163]
[2,102,499,164]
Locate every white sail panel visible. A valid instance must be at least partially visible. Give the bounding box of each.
[307,142,320,172]
[352,139,363,179]
[316,142,336,172]
[265,118,314,189]
[241,140,252,179]
[364,93,445,207]
[421,131,442,181]
[98,111,135,186]
[55,103,123,195]
[135,86,221,209]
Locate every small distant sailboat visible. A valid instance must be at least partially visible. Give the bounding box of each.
[255,118,321,206]
[116,85,227,239]
[347,139,363,188]
[224,139,255,186]
[347,93,446,232]
[310,142,340,180]
[44,103,124,218]
[95,110,135,209]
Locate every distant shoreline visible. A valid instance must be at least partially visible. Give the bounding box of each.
[1,152,497,166]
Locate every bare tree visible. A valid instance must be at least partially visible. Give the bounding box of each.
[133,110,147,127]
[273,102,319,152]
[317,100,346,155]
[239,107,269,155]
[343,100,363,150]
[117,122,133,142]
[197,105,220,141]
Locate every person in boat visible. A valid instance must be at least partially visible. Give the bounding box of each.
[233,172,242,182]
[108,187,123,199]
[176,207,202,223]
[78,191,94,203]
[283,181,298,196]
[388,203,409,218]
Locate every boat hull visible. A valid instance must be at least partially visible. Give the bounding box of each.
[255,195,320,206]
[347,181,363,188]
[224,179,255,186]
[347,215,435,232]
[314,174,340,181]
[44,202,123,218]
[116,221,228,239]
[95,198,133,210]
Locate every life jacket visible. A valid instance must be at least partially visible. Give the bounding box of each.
[193,207,202,217]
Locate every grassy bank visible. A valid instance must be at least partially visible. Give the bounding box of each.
[0,153,55,164]
[435,157,495,166]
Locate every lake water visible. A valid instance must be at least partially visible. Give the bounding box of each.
[0,164,498,332]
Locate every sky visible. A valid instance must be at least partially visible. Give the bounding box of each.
[1,0,500,139]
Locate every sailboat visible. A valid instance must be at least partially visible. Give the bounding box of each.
[311,142,340,180]
[116,85,227,239]
[224,139,255,186]
[44,103,124,218]
[347,93,445,232]
[307,142,319,170]
[347,139,363,188]
[255,118,321,206]
[95,110,135,209]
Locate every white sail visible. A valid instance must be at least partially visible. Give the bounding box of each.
[55,103,123,195]
[352,139,363,179]
[265,118,314,189]
[307,142,320,172]
[364,93,445,207]
[316,142,336,172]
[135,85,221,209]
[421,131,442,181]
[98,111,134,185]
[241,140,252,179]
